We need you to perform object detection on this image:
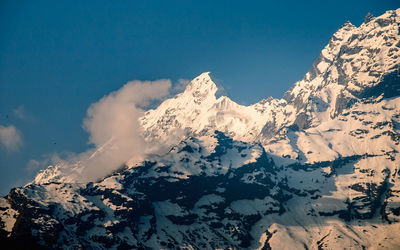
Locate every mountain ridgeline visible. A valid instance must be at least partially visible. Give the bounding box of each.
[1,9,400,249]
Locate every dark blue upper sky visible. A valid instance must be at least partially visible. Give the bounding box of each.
[0,0,398,194]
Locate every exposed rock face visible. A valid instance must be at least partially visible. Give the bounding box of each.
[2,8,400,250]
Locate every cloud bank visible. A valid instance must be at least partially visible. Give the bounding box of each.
[38,79,173,183]
[79,79,172,180]
[0,125,22,152]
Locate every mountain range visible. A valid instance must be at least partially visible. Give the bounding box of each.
[1,9,400,249]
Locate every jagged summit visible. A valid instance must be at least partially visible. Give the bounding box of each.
[185,72,214,91]
[183,72,218,102]
[341,20,355,28]
[364,12,375,23]
[140,72,274,143]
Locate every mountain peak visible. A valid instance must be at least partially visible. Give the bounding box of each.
[341,20,355,28]
[364,12,375,23]
[184,72,218,97]
[329,20,355,45]
[196,71,211,79]
[333,20,356,36]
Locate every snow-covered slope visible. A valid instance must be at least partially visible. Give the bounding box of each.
[2,9,400,250]
[140,72,287,143]
[141,8,400,164]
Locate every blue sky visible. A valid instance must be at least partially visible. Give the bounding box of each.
[0,0,398,194]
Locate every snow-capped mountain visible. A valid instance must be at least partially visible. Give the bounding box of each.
[1,9,400,249]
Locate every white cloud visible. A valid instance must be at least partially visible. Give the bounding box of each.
[83,79,171,148]
[0,125,23,152]
[31,78,195,184]
[69,79,172,181]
